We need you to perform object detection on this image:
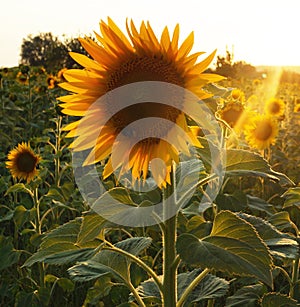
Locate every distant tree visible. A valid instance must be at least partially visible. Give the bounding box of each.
[20,33,68,72]
[20,33,91,72]
[214,51,257,79]
[63,36,90,69]
[215,51,236,78]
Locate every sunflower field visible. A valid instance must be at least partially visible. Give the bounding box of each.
[1,19,300,307]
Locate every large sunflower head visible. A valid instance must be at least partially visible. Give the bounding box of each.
[58,18,223,187]
[6,142,40,183]
[244,115,278,150]
[264,97,285,117]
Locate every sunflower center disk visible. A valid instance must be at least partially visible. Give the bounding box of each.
[106,56,185,139]
[254,122,273,141]
[222,108,243,127]
[270,103,280,113]
[16,152,37,173]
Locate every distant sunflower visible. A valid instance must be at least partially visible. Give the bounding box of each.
[231,88,245,101]
[217,100,254,132]
[57,68,68,81]
[294,104,300,113]
[265,97,285,117]
[58,18,223,187]
[16,71,28,85]
[47,75,58,89]
[6,143,40,182]
[244,115,278,150]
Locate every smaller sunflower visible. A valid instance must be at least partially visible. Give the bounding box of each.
[57,68,68,81]
[217,100,254,132]
[16,71,28,85]
[231,88,245,101]
[294,104,300,113]
[47,75,58,89]
[6,143,40,183]
[265,97,285,117]
[252,78,262,86]
[244,115,278,150]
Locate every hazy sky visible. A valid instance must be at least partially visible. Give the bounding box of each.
[1,0,300,67]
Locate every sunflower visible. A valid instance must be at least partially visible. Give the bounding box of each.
[294,104,300,113]
[244,115,278,150]
[264,97,285,117]
[231,88,245,101]
[57,68,68,81]
[6,142,40,183]
[58,18,223,187]
[47,75,58,89]
[16,71,28,85]
[217,100,254,132]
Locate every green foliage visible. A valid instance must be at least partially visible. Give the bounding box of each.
[20,33,88,72]
[177,211,273,287]
[1,45,300,306]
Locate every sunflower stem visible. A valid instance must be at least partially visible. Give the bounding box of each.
[33,187,45,287]
[290,257,299,298]
[162,165,178,306]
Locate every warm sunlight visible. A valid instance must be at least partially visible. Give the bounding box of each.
[1,0,300,67]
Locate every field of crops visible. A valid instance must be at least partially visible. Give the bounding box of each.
[1,24,300,307]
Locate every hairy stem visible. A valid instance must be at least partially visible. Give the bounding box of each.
[162,166,177,306]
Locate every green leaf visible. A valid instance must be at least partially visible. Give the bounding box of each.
[246,195,276,216]
[57,278,75,292]
[177,269,229,305]
[268,211,295,232]
[134,269,229,304]
[77,211,107,245]
[260,292,299,306]
[238,213,299,260]
[176,158,206,198]
[177,211,273,287]
[225,284,266,307]
[69,237,152,282]
[5,183,33,196]
[91,187,138,225]
[68,261,113,282]
[84,277,113,305]
[225,149,293,185]
[216,190,247,211]
[283,187,300,208]
[23,218,97,267]
[186,216,212,239]
[13,205,31,228]
[0,236,20,270]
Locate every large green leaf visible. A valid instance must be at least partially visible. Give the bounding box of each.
[260,292,299,306]
[23,218,97,267]
[225,284,266,307]
[69,237,152,283]
[238,213,299,260]
[134,269,229,305]
[225,149,293,185]
[177,211,273,286]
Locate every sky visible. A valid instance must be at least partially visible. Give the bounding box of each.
[1,0,300,68]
